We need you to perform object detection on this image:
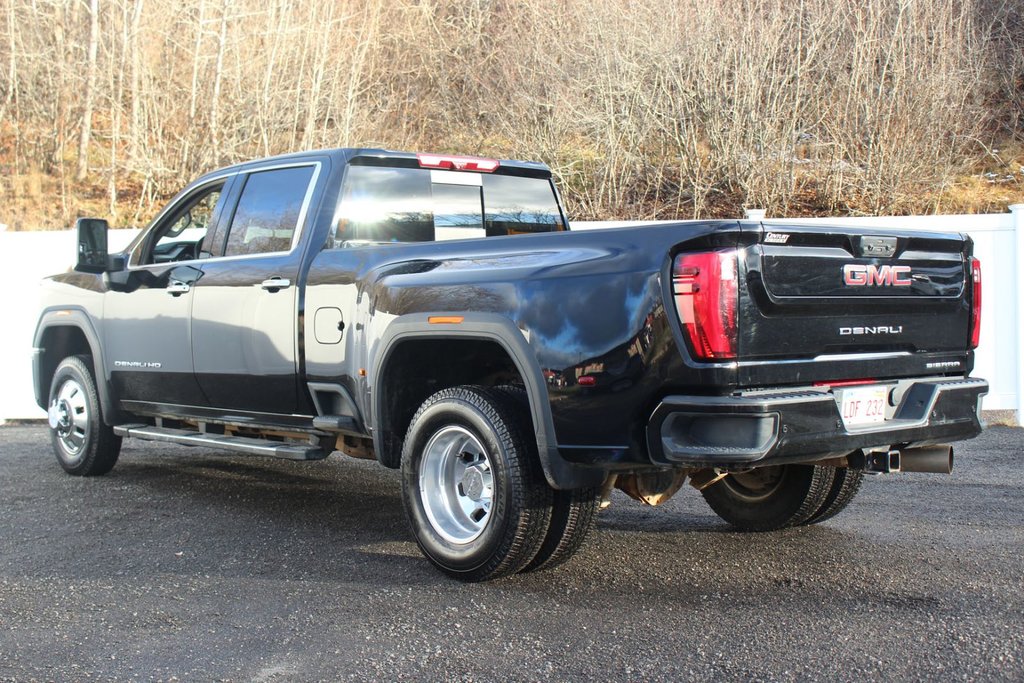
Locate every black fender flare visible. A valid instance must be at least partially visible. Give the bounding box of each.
[32,307,120,425]
[370,313,604,490]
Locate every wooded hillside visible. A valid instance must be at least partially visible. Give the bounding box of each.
[0,0,1021,230]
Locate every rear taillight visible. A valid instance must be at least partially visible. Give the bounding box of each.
[970,257,981,349]
[672,250,738,360]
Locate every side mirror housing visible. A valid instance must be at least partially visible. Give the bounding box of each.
[74,217,110,273]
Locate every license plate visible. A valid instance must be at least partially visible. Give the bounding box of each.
[838,385,888,427]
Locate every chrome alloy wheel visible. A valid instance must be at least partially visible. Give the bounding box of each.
[419,426,494,544]
[48,378,89,460]
[722,466,786,503]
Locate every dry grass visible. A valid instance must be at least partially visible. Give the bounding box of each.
[933,142,1024,214]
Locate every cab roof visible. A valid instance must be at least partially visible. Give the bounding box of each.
[197,148,552,184]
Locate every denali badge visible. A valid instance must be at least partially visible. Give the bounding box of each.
[843,264,912,287]
[839,326,903,335]
[114,360,162,369]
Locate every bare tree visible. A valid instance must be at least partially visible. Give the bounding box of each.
[76,0,99,181]
[0,0,1018,230]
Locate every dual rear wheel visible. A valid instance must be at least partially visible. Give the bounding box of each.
[400,385,866,578]
[400,386,599,582]
[701,462,864,531]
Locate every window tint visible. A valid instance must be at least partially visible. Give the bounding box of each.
[145,182,224,264]
[224,166,315,257]
[332,165,564,247]
[336,166,433,245]
[483,174,564,235]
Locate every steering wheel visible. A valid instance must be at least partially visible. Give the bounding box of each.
[152,240,199,263]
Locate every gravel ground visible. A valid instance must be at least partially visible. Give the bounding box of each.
[0,424,1021,682]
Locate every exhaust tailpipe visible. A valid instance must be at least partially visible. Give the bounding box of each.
[898,445,954,474]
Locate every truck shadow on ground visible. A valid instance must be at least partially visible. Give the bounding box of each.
[49,448,437,583]
[7,436,879,595]
[103,447,859,588]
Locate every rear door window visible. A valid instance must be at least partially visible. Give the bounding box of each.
[223,165,316,257]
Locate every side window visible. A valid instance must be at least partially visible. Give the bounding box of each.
[223,166,315,257]
[335,166,433,245]
[144,182,225,265]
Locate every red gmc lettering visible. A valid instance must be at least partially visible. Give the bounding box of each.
[843,264,912,287]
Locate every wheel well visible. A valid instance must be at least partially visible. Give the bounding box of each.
[38,326,94,403]
[376,338,527,468]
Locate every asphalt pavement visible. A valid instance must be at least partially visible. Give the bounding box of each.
[0,424,1021,682]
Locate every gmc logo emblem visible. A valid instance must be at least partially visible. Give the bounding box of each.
[843,264,912,287]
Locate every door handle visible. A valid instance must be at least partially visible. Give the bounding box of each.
[166,281,191,296]
[259,277,291,292]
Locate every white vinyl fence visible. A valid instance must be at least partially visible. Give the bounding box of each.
[2,205,1022,424]
[0,228,140,422]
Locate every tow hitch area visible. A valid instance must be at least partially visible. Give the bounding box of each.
[858,449,901,473]
[851,445,954,474]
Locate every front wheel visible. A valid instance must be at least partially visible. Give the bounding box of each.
[701,464,835,531]
[400,386,553,582]
[47,355,122,476]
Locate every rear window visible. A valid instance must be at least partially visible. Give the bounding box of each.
[333,165,564,247]
[483,174,564,235]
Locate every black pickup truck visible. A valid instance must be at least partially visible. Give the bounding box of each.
[33,148,988,581]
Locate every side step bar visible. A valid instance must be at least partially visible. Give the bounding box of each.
[113,424,328,461]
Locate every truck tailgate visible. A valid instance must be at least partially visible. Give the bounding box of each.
[738,224,973,383]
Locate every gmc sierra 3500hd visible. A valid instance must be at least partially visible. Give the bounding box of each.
[33,148,988,581]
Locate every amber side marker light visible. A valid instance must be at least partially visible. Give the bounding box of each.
[428,316,465,325]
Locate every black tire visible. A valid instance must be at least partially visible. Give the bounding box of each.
[488,385,601,573]
[802,467,864,525]
[400,386,554,582]
[522,485,601,572]
[701,464,835,531]
[47,355,122,476]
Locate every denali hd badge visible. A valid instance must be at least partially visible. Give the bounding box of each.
[843,264,912,287]
[114,360,162,369]
[839,326,903,335]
